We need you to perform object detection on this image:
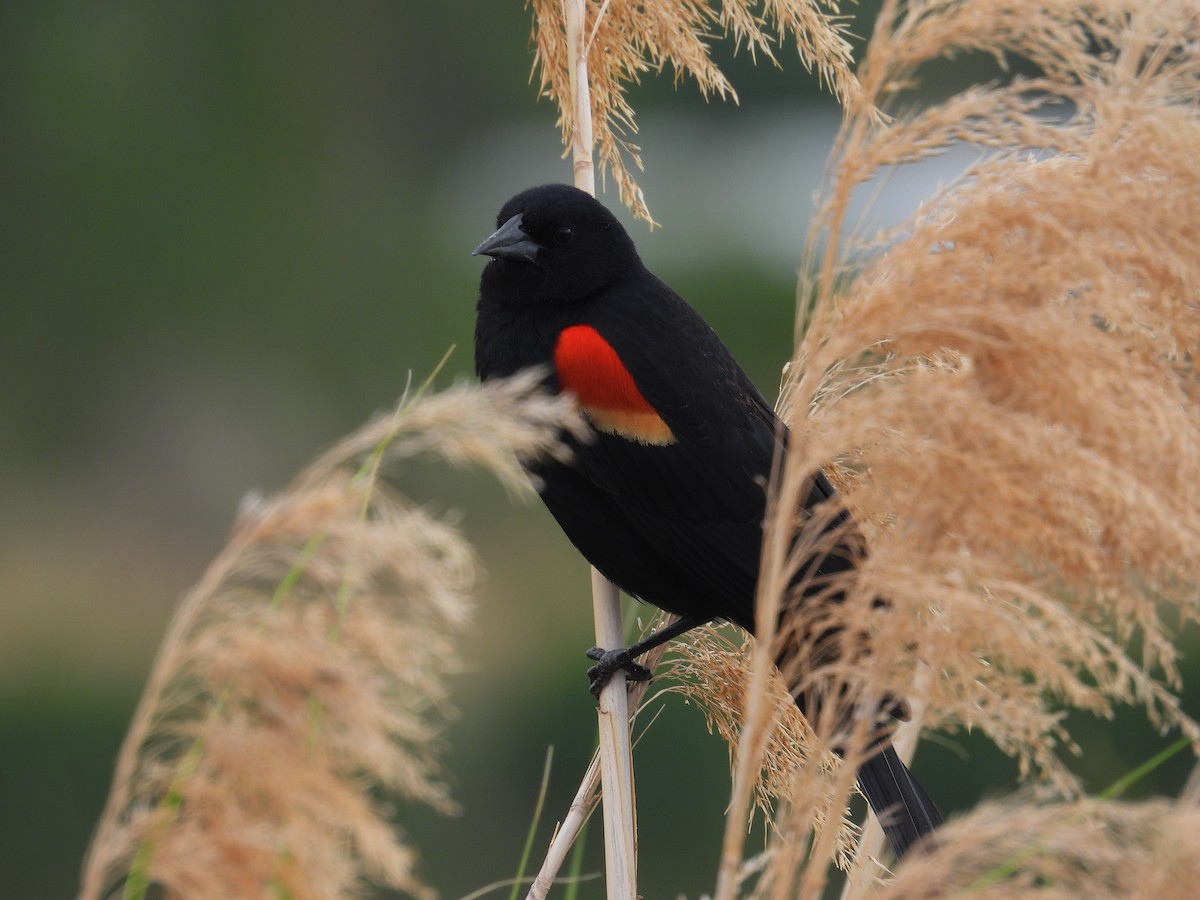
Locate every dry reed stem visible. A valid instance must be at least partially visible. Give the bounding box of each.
[590,570,638,900]
[839,702,928,900]
[527,756,601,900]
[713,452,807,900]
[79,372,581,900]
[525,620,676,900]
[560,0,639,895]
[564,0,596,195]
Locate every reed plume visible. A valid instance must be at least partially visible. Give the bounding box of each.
[527,0,861,223]
[679,1,1200,894]
[884,797,1200,899]
[79,372,580,900]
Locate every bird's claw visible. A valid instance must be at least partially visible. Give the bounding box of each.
[586,646,651,697]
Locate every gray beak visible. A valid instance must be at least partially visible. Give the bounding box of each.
[472,213,541,263]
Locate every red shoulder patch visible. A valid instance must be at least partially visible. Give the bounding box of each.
[554,325,676,445]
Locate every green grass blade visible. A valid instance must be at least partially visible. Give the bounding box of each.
[509,746,555,900]
[1098,734,1192,800]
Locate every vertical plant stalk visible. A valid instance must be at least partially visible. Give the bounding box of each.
[838,703,927,900]
[564,1,635,897]
[565,0,596,195]
[592,571,638,900]
[526,628,673,899]
[527,755,601,900]
[713,461,801,900]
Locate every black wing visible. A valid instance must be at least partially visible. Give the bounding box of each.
[546,274,783,630]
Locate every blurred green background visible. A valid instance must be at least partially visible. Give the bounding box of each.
[3,3,1197,897]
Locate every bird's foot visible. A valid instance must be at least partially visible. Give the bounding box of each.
[586,646,652,697]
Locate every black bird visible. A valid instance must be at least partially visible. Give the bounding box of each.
[472,183,942,859]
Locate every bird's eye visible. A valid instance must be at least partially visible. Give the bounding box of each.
[554,226,575,245]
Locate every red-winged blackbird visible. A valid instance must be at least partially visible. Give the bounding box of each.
[473,183,942,859]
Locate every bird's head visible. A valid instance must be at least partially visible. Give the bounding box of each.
[473,184,641,305]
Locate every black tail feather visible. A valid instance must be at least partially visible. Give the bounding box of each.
[855,741,943,860]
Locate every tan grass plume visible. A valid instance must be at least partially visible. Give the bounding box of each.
[883,797,1200,899]
[527,0,861,223]
[79,371,581,900]
[788,0,1200,785]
